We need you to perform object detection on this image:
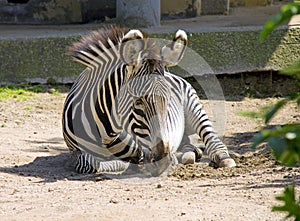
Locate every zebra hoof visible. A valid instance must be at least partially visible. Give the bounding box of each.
[218,158,236,168]
[181,151,195,165]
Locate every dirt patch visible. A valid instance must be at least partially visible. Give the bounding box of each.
[0,75,299,220]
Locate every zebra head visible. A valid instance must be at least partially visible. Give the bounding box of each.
[117,29,187,176]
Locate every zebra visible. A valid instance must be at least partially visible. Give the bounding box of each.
[62,25,236,176]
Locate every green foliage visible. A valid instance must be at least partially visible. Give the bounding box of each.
[272,185,300,221]
[0,86,34,101]
[238,110,263,120]
[260,2,300,40]
[256,0,300,165]
[239,92,300,125]
[251,93,300,167]
[253,124,300,166]
[265,92,300,124]
[0,84,62,101]
[264,99,288,124]
[238,105,273,122]
[257,2,300,220]
[281,61,300,79]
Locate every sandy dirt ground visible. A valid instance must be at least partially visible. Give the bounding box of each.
[0,77,299,221]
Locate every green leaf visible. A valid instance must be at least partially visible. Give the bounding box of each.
[287,92,300,107]
[265,99,288,124]
[272,185,300,220]
[289,92,300,100]
[273,125,300,166]
[252,129,271,148]
[253,124,300,165]
[280,61,300,79]
[238,110,260,119]
[269,137,286,159]
[238,110,265,120]
[279,148,297,167]
[260,3,300,40]
[239,105,273,121]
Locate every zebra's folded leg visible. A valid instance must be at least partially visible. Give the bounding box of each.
[74,152,96,173]
[177,144,203,165]
[75,152,130,174]
[219,158,236,167]
[212,150,236,168]
[181,152,195,165]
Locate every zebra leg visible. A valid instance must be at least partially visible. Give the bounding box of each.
[204,136,236,168]
[72,151,96,174]
[185,88,236,168]
[176,135,203,165]
[74,151,130,174]
[181,144,203,164]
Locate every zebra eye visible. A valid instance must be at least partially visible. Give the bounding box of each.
[134,98,144,108]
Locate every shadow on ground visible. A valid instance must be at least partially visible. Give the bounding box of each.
[0,129,299,186]
[0,153,80,183]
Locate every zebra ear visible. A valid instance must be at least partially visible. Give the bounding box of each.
[120,30,145,65]
[161,30,187,67]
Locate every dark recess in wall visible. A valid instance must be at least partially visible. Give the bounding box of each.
[7,0,29,3]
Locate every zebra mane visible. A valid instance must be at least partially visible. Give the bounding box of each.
[69,25,130,67]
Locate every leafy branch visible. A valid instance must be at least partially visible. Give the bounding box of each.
[253,123,300,166]
[260,2,300,40]
[272,185,300,221]
[253,1,300,220]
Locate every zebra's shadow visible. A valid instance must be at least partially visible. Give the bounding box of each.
[0,152,162,183]
[0,153,92,183]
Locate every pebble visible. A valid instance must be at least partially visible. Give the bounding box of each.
[14,120,22,125]
[95,177,104,182]
[109,198,118,204]
[48,88,56,94]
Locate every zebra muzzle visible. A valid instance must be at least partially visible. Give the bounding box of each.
[136,141,172,176]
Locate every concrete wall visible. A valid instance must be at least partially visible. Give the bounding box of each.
[0,0,279,24]
[116,0,160,27]
[161,0,273,18]
[161,0,201,18]
[230,0,273,7]
[0,0,116,24]
[0,28,299,84]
